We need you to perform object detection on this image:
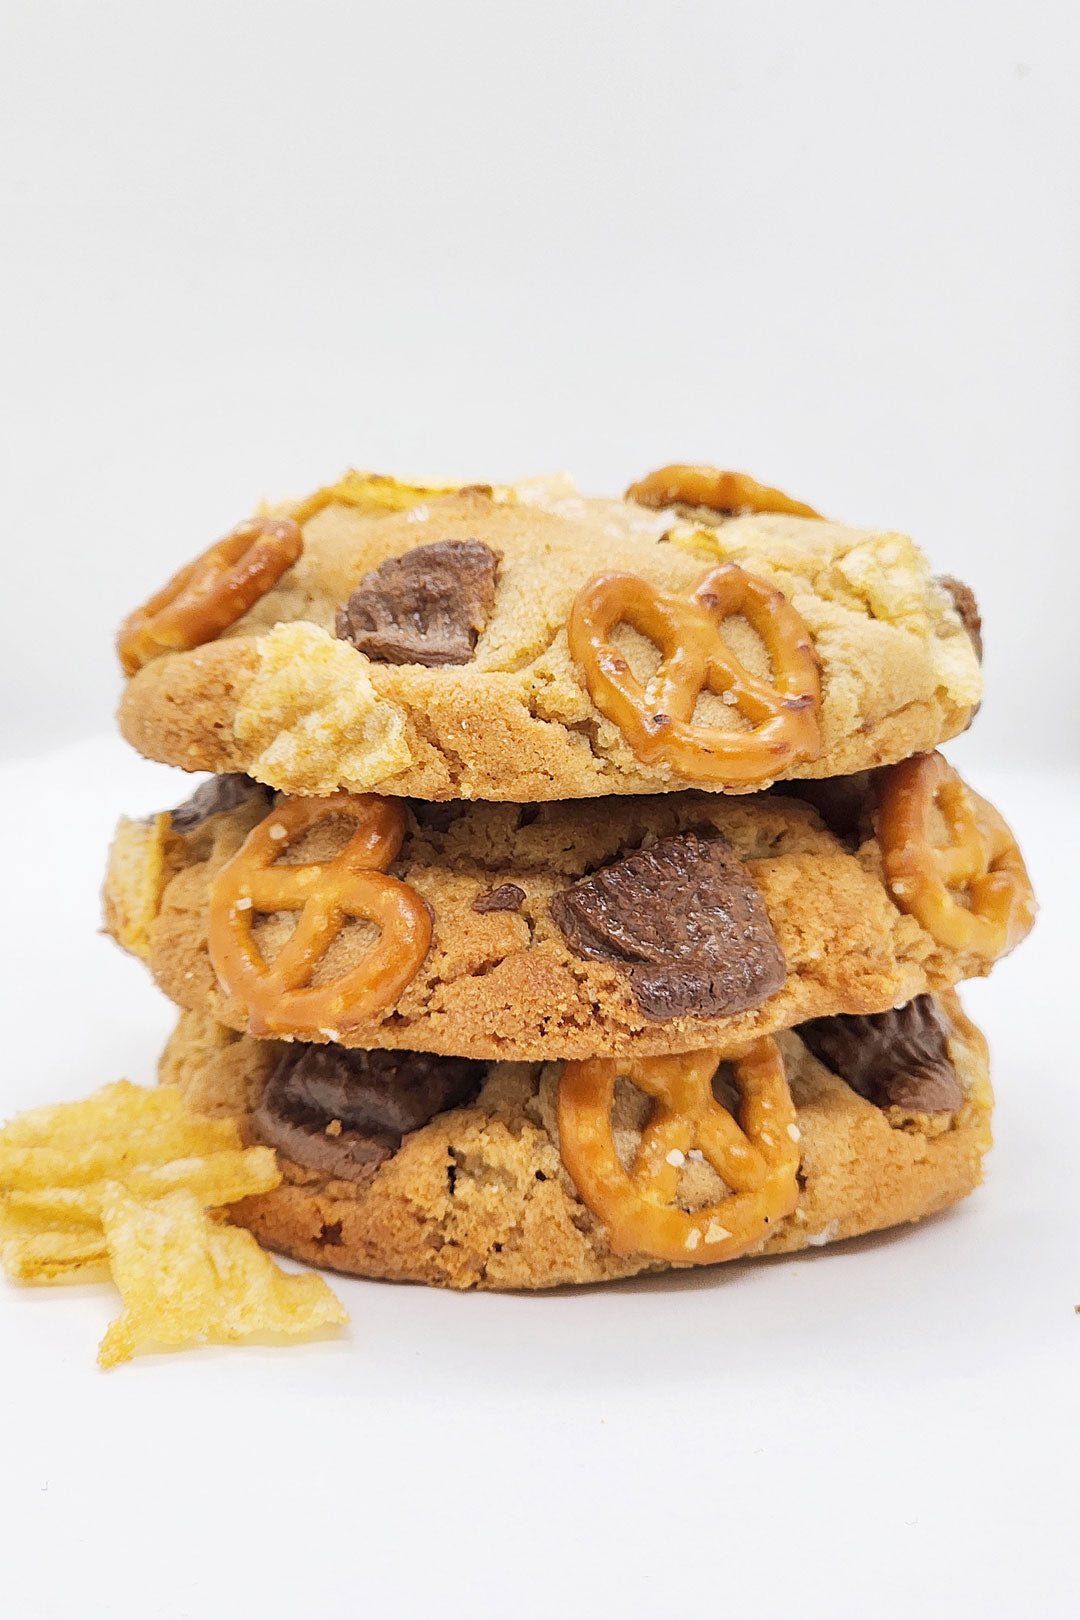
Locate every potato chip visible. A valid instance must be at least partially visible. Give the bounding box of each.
[1,1079,347,1362]
[0,1226,108,1282]
[97,1185,348,1367]
[120,1145,280,1204]
[0,1079,238,1151]
[0,1189,108,1279]
[0,1081,243,1190]
[0,1086,280,1283]
[1,1188,100,1226]
[102,813,172,961]
[3,1147,280,1219]
[291,470,460,525]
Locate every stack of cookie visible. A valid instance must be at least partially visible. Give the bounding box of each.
[104,465,1035,1288]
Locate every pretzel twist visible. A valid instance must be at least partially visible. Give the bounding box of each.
[626,464,822,519]
[117,517,302,674]
[875,752,1036,957]
[557,1039,800,1264]
[568,563,822,784]
[207,793,431,1038]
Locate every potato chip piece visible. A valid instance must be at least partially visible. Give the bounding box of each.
[3,1148,280,1219]
[97,1186,348,1367]
[0,1228,108,1281]
[2,1188,100,1226]
[499,471,579,507]
[0,1081,243,1190]
[0,1079,237,1151]
[290,470,461,526]
[0,1195,107,1279]
[103,813,172,961]
[0,1128,241,1190]
[122,1146,280,1205]
[0,1082,280,1295]
[1,1080,343,1364]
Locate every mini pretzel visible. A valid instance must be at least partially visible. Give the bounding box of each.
[117,517,302,674]
[207,793,432,1038]
[875,752,1036,957]
[557,1039,800,1264]
[567,563,822,784]
[627,464,822,519]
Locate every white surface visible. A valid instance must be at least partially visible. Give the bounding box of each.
[1,739,1078,1619]
[2,2,1078,1615]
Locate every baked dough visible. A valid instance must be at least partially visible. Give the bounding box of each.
[117,480,981,801]
[159,992,991,1289]
[104,778,1014,1061]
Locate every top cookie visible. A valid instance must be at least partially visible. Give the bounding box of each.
[117,470,982,802]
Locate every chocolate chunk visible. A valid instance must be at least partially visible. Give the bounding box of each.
[335,539,500,666]
[938,575,983,661]
[799,995,963,1113]
[168,774,270,832]
[250,1046,484,1182]
[473,884,526,914]
[549,831,786,1020]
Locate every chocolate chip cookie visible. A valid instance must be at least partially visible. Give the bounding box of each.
[103,775,1027,1061]
[91,463,1031,1301]
[116,473,982,801]
[158,991,992,1288]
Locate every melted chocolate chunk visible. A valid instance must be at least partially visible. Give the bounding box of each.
[938,575,983,661]
[168,774,270,832]
[473,884,526,914]
[250,1046,485,1182]
[799,995,963,1113]
[549,831,786,1020]
[335,539,500,666]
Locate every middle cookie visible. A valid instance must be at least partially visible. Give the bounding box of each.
[104,763,1033,1061]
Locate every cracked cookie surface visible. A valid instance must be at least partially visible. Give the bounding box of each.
[158,991,991,1289]
[105,779,1007,1061]
[118,480,981,800]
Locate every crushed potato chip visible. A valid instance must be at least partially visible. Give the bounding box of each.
[0,1079,237,1152]
[286,470,579,527]
[1,1186,102,1280]
[1,1079,347,1363]
[2,1147,280,1218]
[291,470,460,526]
[97,1185,348,1367]
[0,1198,108,1280]
[0,1080,241,1190]
[102,814,172,961]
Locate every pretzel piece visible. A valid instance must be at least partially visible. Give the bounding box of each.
[207,793,431,1038]
[567,563,822,784]
[557,1039,799,1263]
[875,752,1036,957]
[118,517,302,674]
[627,464,822,519]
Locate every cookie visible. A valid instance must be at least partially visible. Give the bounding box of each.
[103,772,1029,1061]
[116,475,981,801]
[158,990,992,1289]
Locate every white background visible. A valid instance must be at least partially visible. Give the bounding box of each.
[1,3,1078,1617]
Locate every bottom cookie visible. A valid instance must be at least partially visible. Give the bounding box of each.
[160,992,992,1290]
